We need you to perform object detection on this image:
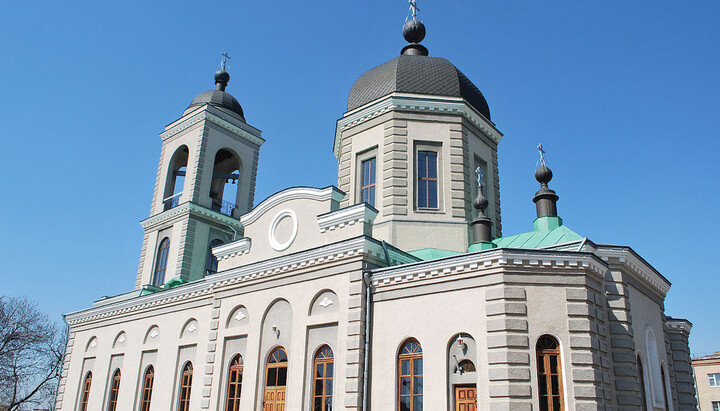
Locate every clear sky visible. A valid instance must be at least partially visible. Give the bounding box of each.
[0,1,717,354]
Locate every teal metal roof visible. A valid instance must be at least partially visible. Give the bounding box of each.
[408,248,461,261]
[491,216,583,249]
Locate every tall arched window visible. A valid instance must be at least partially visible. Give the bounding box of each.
[153,237,170,287]
[225,354,243,411]
[313,345,334,411]
[398,338,423,411]
[107,369,121,411]
[79,371,92,411]
[140,366,154,411]
[536,335,563,411]
[638,356,648,411]
[178,362,193,411]
[206,238,224,275]
[661,366,669,411]
[264,347,288,410]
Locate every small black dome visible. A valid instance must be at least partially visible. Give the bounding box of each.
[403,19,426,43]
[186,90,245,120]
[535,165,553,184]
[347,55,491,120]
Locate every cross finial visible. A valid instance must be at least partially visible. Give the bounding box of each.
[537,143,547,167]
[220,52,231,70]
[475,166,484,188]
[409,0,420,20]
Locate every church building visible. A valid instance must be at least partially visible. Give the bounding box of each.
[56,9,697,411]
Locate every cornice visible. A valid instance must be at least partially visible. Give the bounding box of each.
[160,106,265,147]
[333,93,504,158]
[595,246,671,296]
[665,318,692,335]
[369,248,606,288]
[140,202,243,231]
[240,186,345,226]
[213,238,251,261]
[64,236,370,327]
[317,203,378,233]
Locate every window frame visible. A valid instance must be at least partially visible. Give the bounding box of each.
[709,373,720,387]
[107,368,121,411]
[397,338,423,411]
[225,354,243,411]
[712,401,720,411]
[536,335,564,411]
[414,142,442,212]
[206,238,224,275]
[178,361,193,411]
[79,371,92,411]
[153,237,170,287]
[360,157,377,207]
[140,365,154,411]
[312,345,334,411]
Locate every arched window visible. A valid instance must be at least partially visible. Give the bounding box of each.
[107,369,121,411]
[164,146,189,211]
[661,366,669,411]
[153,237,170,287]
[638,356,648,411]
[264,347,288,410]
[225,354,243,411]
[209,149,241,216]
[313,345,334,411]
[536,335,563,411]
[79,371,92,411]
[178,362,193,411]
[206,238,224,275]
[140,366,154,411]
[398,338,423,411]
[457,359,476,374]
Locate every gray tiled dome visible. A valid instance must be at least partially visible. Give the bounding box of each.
[186,90,245,121]
[348,55,490,120]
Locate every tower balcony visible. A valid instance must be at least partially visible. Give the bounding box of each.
[163,192,183,211]
[211,197,237,217]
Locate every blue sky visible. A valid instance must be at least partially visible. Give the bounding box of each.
[0,1,717,354]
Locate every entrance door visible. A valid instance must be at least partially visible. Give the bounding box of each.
[455,385,477,411]
[263,387,286,411]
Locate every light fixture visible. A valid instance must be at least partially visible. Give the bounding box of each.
[271,324,280,338]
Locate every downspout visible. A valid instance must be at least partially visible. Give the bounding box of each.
[362,271,373,411]
[228,225,238,241]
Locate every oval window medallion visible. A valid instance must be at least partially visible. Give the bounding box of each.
[268,209,298,251]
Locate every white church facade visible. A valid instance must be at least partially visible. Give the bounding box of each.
[56,12,697,411]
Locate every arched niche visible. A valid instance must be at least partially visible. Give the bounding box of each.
[226,305,249,328]
[448,333,478,389]
[180,318,200,340]
[260,299,293,353]
[209,148,243,215]
[645,327,664,406]
[112,331,127,349]
[163,145,189,210]
[309,289,338,316]
[144,325,160,344]
[85,336,98,353]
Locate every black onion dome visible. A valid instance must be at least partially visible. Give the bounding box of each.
[347,55,491,120]
[535,165,553,184]
[185,69,245,121]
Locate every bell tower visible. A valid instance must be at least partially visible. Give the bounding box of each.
[134,66,264,291]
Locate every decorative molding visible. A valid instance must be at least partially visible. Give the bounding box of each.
[161,106,265,147]
[369,248,606,287]
[149,329,159,339]
[140,202,243,231]
[595,246,671,296]
[213,238,251,261]
[317,203,378,233]
[318,296,334,308]
[268,209,298,251]
[666,319,692,334]
[234,312,246,321]
[240,186,345,226]
[334,93,504,158]
[65,236,369,326]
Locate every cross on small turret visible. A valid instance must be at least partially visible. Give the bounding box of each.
[538,143,547,167]
[475,166,484,188]
[220,52,231,70]
[408,0,420,20]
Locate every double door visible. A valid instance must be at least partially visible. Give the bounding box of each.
[455,385,477,411]
[263,387,286,411]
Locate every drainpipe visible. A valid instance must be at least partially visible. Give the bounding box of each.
[228,225,238,241]
[362,271,373,411]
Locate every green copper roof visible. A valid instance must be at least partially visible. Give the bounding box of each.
[491,216,583,249]
[409,248,461,261]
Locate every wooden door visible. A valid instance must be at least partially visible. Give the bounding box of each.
[263,387,286,411]
[455,385,477,411]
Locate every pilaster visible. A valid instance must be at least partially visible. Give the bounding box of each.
[338,133,353,209]
[491,150,502,238]
[54,330,76,411]
[344,270,367,410]
[448,123,470,220]
[485,286,532,411]
[201,298,222,409]
[665,319,696,411]
[382,120,409,217]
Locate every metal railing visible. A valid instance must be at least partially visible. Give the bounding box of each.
[211,198,236,217]
[163,192,182,211]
